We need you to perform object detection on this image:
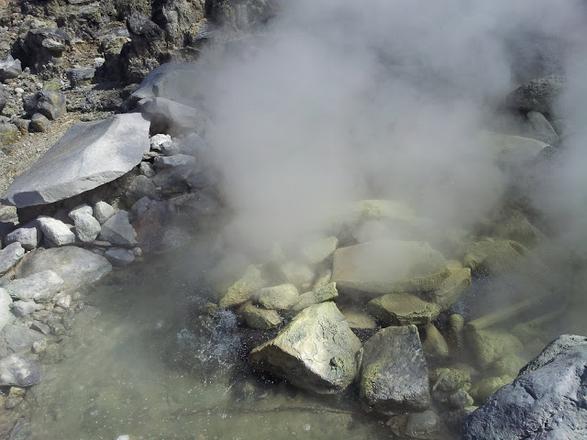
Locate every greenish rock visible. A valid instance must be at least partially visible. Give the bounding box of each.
[463,238,528,275]
[431,366,472,395]
[239,301,282,330]
[447,389,475,410]
[250,302,361,394]
[254,283,300,311]
[423,323,450,360]
[359,325,431,412]
[428,262,471,310]
[312,268,332,290]
[470,376,513,403]
[447,313,466,351]
[332,240,449,295]
[466,327,523,369]
[300,236,338,264]
[219,265,267,309]
[493,210,545,246]
[0,123,19,147]
[491,353,526,377]
[367,293,441,326]
[388,409,443,440]
[279,261,314,291]
[292,282,338,312]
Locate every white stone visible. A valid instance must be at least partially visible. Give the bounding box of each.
[37,216,75,247]
[150,133,172,151]
[68,204,93,221]
[73,213,101,242]
[94,201,116,224]
[11,300,41,317]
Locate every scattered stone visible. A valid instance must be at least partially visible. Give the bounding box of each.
[0,56,22,82]
[239,301,282,330]
[24,90,66,120]
[423,323,450,360]
[526,111,559,144]
[31,339,47,354]
[254,284,299,311]
[0,243,25,275]
[367,293,441,326]
[300,236,338,264]
[73,213,101,243]
[0,122,19,146]
[153,154,197,170]
[447,313,466,351]
[332,240,448,295]
[31,321,51,335]
[15,246,112,291]
[104,248,135,266]
[93,201,116,224]
[0,355,41,387]
[219,265,268,309]
[292,282,338,312]
[359,325,431,412]
[431,367,472,395]
[279,261,314,291]
[54,293,71,310]
[250,302,361,394]
[3,114,150,208]
[99,211,137,247]
[447,389,475,410]
[139,161,155,177]
[0,288,12,332]
[11,301,41,317]
[137,96,208,136]
[4,226,40,250]
[29,113,50,133]
[130,197,154,219]
[5,270,64,302]
[37,216,75,247]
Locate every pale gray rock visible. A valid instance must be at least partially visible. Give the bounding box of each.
[250,302,362,394]
[93,201,116,224]
[68,204,93,220]
[73,213,101,242]
[137,97,208,135]
[253,284,299,311]
[15,246,112,291]
[527,111,559,144]
[0,322,44,357]
[11,300,41,317]
[292,282,338,312]
[37,216,75,247]
[150,133,172,151]
[153,154,196,169]
[0,355,41,387]
[359,325,431,412]
[5,270,64,302]
[0,242,25,275]
[2,114,150,208]
[29,113,50,133]
[0,288,13,331]
[99,211,137,246]
[104,248,135,266]
[0,56,22,81]
[4,226,40,250]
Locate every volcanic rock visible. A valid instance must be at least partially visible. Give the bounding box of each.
[367,293,441,326]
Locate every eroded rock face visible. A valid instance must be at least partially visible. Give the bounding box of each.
[359,325,431,413]
[2,113,150,208]
[332,240,448,295]
[250,302,361,394]
[463,335,587,440]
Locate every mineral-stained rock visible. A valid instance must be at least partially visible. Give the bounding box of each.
[250,302,361,394]
[388,410,443,440]
[292,282,338,312]
[427,262,471,310]
[24,90,66,120]
[4,226,40,251]
[300,236,338,264]
[463,238,528,276]
[29,113,51,132]
[367,293,441,326]
[253,283,299,311]
[37,216,75,247]
[99,210,137,247]
[359,325,431,412]
[465,327,524,369]
[4,270,64,302]
[2,113,150,208]
[219,265,267,308]
[279,261,314,291]
[15,246,112,291]
[0,354,41,387]
[239,301,282,330]
[341,308,377,330]
[469,375,514,404]
[332,240,448,295]
[0,242,25,275]
[423,323,450,360]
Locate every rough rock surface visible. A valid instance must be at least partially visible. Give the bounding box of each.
[0,354,41,387]
[104,248,136,266]
[72,213,101,242]
[367,293,441,326]
[250,302,362,394]
[292,282,338,312]
[332,240,448,295]
[0,242,25,275]
[4,226,40,250]
[505,75,564,115]
[253,283,299,311]
[99,210,137,246]
[239,301,282,330]
[463,335,587,440]
[2,113,150,208]
[15,246,112,291]
[359,325,431,412]
[5,270,64,302]
[219,265,267,308]
[0,288,13,332]
[93,201,116,224]
[37,216,75,247]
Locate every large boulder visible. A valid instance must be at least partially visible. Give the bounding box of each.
[463,335,587,440]
[250,302,362,394]
[2,113,150,208]
[332,240,448,296]
[359,325,431,413]
[15,246,112,291]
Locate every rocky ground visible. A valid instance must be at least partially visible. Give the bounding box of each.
[0,1,584,440]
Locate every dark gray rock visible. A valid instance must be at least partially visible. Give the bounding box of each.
[14,28,68,72]
[505,75,565,116]
[125,175,158,204]
[3,113,150,208]
[104,248,135,266]
[0,355,41,387]
[0,56,22,82]
[359,325,431,413]
[15,246,112,291]
[67,67,95,87]
[153,154,196,169]
[24,90,66,120]
[99,210,137,247]
[0,243,25,276]
[137,96,208,135]
[463,334,587,440]
[29,113,50,133]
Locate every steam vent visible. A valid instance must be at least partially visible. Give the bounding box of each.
[0,1,585,439]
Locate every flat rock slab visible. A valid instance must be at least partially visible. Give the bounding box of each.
[464,334,587,440]
[332,240,448,295]
[2,113,150,208]
[250,302,362,394]
[359,325,431,413]
[367,293,441,326]
[15,246,112,291]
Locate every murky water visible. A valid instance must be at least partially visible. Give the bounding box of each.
[25,243,389,440]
